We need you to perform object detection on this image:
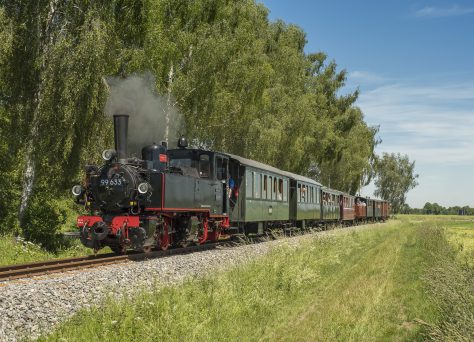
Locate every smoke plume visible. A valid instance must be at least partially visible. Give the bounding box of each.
[105,72,184,156]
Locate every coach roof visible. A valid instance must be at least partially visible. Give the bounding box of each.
[223,152,321,186]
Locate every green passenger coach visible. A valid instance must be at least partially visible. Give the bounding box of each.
[224,153,291,234]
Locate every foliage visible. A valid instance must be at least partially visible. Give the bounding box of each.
[374,152,419,213]
[398,203,474,215]
[21,192,70,251]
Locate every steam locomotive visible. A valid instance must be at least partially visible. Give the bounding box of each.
[73,114,389,253]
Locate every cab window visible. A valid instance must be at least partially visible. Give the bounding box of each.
[199,154,210,178]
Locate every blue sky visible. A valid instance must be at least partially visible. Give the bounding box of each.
[260,0,474,208]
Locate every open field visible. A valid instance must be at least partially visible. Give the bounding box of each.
[38,216,474,341]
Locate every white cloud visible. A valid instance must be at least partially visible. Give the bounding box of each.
[359,82,474,165]
[357,79,474,207]
[414,5,474,18]
[348,71,389,85]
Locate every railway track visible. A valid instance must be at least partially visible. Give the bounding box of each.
[0,225,354,282]
[0,242,223,282]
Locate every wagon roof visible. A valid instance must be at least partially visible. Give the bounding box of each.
[321,186,343,195]
[223,152,322,186]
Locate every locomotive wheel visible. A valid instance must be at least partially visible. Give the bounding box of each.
[143,245,152,253]
[159,241,169,250]
[157,217,171,250]
[111,245,126,255]
[179,239,193,248]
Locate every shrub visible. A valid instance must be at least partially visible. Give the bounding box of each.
[21,192,68,251]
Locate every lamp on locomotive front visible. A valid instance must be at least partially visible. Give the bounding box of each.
[178,136,188,148]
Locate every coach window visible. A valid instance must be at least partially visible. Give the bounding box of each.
[246,171,253,199]
[263,175,268,199]
[254,173,261,199]
[283,180,288,202]
[266,176,270,200]
[297,184,301,202]
[273,177,277,200]
[278,179,283,201]
[199,154,210,178]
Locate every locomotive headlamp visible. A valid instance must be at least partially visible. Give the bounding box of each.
[102,149,117,161]
[138,182,150,194]
[71,185,83,196]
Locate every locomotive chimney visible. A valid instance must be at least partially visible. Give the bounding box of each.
[113,114,129,162]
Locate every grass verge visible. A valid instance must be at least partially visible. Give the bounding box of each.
[0,235,109,266]
[417,223,474,341]
[40,221,441,342]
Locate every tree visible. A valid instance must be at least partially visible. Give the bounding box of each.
[0,0,382,247]
[0,0,144,240]
[374,153,418,213]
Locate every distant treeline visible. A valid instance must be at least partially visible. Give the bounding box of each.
[400,203,474,215]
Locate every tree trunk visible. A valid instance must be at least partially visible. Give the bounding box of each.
[18,0,59,226]
[165,63,174,144]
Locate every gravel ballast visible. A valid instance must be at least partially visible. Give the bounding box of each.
[0,225,377,341]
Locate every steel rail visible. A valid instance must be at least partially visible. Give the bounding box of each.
[0,242,223,282]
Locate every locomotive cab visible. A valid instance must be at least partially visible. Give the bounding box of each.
[166,148,232,214]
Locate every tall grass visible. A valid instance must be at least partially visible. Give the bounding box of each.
[416,224,474,341]
[40,223,436,342]
[36,218,474,341]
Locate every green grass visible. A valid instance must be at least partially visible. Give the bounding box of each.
[0,235,110,266]
[38,220,438,341]
[34,217,474,341]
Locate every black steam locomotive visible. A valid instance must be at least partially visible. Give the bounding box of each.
[73,115,389,253]
[74,114,233,253]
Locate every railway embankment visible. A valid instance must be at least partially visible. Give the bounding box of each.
[2,217,473,341]
[0,224,372,341]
